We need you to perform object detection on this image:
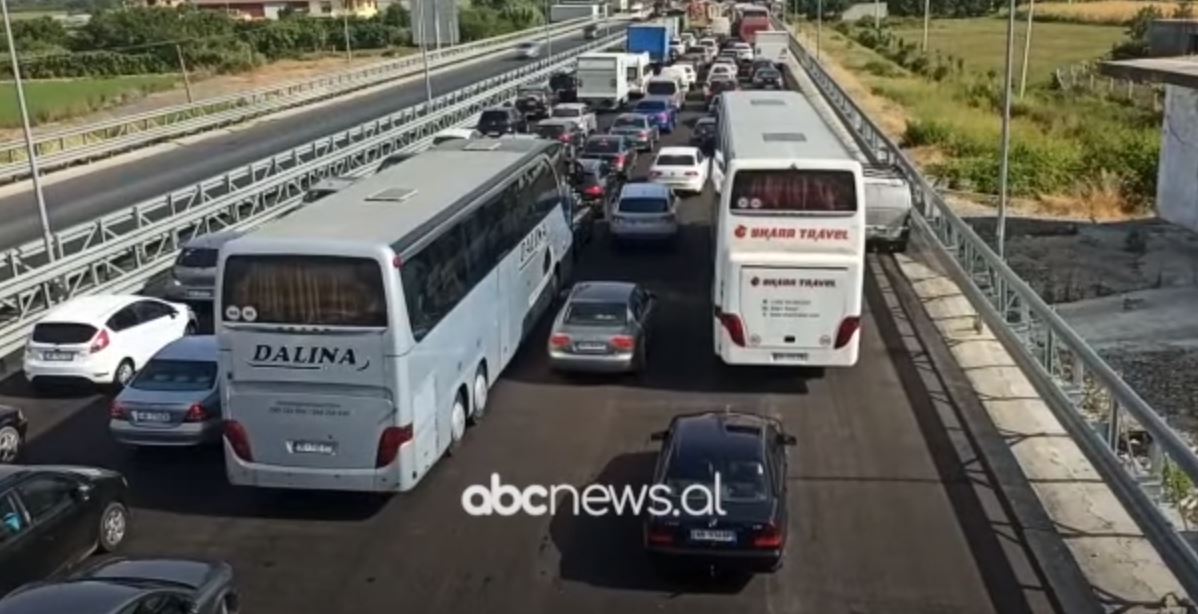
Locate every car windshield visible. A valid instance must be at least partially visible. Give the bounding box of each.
[656,154,696,166]
[757,70,780,79]
[565,301,628,325]
[635,100,668,112]
[553,107,581,117]
[665,447,769,502]
[176,246,219,268]
[479,111,509,124]
[130,359,217,392]
[584,138,622,154]
[613,116,646,128]
[618,196,669,213]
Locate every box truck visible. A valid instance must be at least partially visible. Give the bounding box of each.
[627,24,671,63]
[755,30,788,63]
[576,53,630,110]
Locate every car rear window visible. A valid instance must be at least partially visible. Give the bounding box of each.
[757,70,781,79]
[553,107,581,117]
[613,116,645,129]
[618,197,669,214]
[635,100,668,112]
[536,124,566,138]
[130,359,217,392]
[665,448,769,502]
[647,81,677,96]
[479,110,510,124]
[656,154,695,166]
[584,138,622,154]
[731,169,858,213]
[177,247,219,269]
[565,301,628,325]
[31,323,97,344]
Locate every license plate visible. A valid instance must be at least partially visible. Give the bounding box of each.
[690,529,736,543]
[186,289,212,299]
[291,440,337,455]
[575,342,607,352]
[132,411,172,423]
[42,351,73,361]
[773,352,809,361]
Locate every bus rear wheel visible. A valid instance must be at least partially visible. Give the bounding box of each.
[468,368,489,425]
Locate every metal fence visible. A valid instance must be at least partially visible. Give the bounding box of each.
[0,32,625,364]
[0,16,606,183]
[779,24,1198,598]
[1055,61,1164,111]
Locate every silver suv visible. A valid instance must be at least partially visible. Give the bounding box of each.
[163,230,243,302]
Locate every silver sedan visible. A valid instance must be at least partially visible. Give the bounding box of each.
[108,335,222,447]
[548,281,656,374]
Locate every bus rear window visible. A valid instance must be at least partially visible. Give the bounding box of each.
[729,170,858,213]
[222,255,386,327]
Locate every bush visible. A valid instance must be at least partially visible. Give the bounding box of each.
[904,118,953,146]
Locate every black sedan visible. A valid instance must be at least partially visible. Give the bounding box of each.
[0,557,238,614]
[570,158,621,218]
[752,67,784,90]
[0,406,26,464]
[0,465,131,595]
[643,411,795,575]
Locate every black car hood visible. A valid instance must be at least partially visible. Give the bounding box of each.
[77,558,227,590]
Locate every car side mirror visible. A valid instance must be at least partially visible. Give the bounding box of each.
[75,483,93,502]
[777,433,797,446]
[649,430,668,442]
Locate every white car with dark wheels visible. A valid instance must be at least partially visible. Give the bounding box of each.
[551,103,599,135]
[23,295,196,394]
[648,146,709,194]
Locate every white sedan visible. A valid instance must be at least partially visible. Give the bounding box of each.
[707,61,738,83]
[24,294,196,393]
[648,147,709,194]
[551,103,599,135]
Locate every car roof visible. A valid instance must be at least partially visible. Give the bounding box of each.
[150,335,217,361]
[180,230,243,250]
[40,295,143,326]
[586,134,626,145]
[657,146,699,157]
[669,412,772,457]
[78,557,222,590]
[0,580,145,614]
[614,113,648,121]
[570,281,637,302]
[620,182,671,199]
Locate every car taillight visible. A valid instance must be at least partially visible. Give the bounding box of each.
[646,525,674,546]
[658,113,670,122]
[716,309,746,347]
[610,335,635,352]
[639,130,649,137]
[614,154,626,168]
[550,333,572,349]
[558,133,572,143]
[584,185,604,196]
[183,403,208,423]
[752,523,784,549]
[109,401,128,421]
[224,420,253,462]
[835,316,861,349]
[376,425,413,468]
[89,329,110,354]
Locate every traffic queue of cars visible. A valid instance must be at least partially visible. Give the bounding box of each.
[0,30,803,606]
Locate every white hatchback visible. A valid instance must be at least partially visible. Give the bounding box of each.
[707,62,738,83]
[24,295,195,393]
[648,146,709,194]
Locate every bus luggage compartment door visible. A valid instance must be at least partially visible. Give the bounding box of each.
[739,266,850,350]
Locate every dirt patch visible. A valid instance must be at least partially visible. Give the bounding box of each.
[0,51,410,142]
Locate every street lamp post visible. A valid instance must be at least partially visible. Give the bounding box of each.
[0,0,53,261]
[922,0,930,51]
[816,0,823,60]
[1019,0,1035,98]
[420,0,433,105]
[342,11,353,61]
[545,0,553,58]
[996,0,1016,259]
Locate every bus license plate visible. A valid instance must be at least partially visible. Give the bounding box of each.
[133,411,172,423]
[291,440,337,455]
[690,529,736,543]
[772,352,808,361]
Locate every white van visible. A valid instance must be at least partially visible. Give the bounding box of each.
[661,65,693,91]
[644,76,684,109]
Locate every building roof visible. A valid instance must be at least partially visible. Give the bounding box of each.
[1100,57,1198,88]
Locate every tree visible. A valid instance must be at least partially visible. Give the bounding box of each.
[382,2,410,27]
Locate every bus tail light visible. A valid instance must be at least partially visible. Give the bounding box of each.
[834,316,861,349]
[716,309,746,347]
[752,523,784,549]
[376,425,413,468]
[224,420,253,462]
[109,401,128,421]
[550,333,572,349]
[610,335,636,352]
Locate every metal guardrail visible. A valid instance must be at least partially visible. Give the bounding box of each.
[0,16,606,183]
[777,23,1198,600]
[0,32,624,362]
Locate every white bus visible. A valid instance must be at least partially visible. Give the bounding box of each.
[216,139,575,492]
[710,91,866,367]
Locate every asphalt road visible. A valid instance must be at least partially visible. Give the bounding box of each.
[0,30,612,252]
[2,95,1059,614]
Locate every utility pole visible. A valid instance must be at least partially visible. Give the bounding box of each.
[0,0,53,262]
[816,0,822,60]
[922,0,930,51]
[545,0,553,58]
[342,10,353,61]
[420,0,433,104]
[996,0,1016,259]
[874,0,880,27]
[433,0,442,50]
[175,44,194,104]
[1019,0,1034,98]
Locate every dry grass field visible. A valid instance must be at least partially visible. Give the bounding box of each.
[1017,1,1187,25]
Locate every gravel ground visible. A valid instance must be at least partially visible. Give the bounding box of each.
[1100,348,1198,433]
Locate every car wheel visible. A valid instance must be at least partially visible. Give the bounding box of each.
[111,359,135,391]
[0,425,22,463]
[97,501,130,552]
[468,368,489,425]
[447,395,467,455]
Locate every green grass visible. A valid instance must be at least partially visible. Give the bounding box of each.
[8,9,67,20]
[0,75,180,128]
[887,18,1125,85]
